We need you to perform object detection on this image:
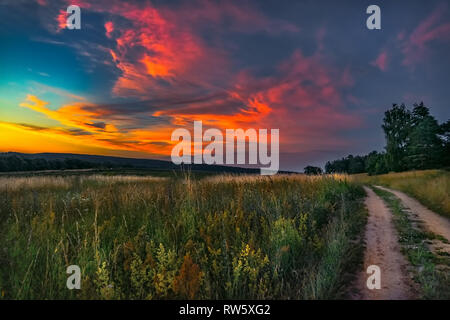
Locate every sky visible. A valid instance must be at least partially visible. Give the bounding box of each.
[0,0,449,171]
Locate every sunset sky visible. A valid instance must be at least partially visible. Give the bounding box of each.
[0,0,449,171]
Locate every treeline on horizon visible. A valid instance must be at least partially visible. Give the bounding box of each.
[323,102,450,175]
[0,153,261,174]
[0,155,129,172]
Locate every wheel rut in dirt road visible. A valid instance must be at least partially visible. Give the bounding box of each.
[352,186,417,300]
[374,185,450,242]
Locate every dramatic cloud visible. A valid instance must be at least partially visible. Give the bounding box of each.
[17,95,177,156]
[4,0,446,170]
[10,0,362,163]
[19,95,108,133]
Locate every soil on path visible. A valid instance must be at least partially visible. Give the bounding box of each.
[351,186,417,300]
[375,185,450,242]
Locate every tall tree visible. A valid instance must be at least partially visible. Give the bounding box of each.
[439,119,450,167]
[382,103,412,172]
[411,102,430,124]
[407,116,442,169]
[406,103,442,169]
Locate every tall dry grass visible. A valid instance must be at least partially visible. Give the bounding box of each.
[82,175,167,184]
[0,175,167,191]
[0,176,72,191]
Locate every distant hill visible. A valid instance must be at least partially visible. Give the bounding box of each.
[0,152,268,174]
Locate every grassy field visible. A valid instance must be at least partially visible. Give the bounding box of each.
[0,173,366,299]
[351,170,450,218]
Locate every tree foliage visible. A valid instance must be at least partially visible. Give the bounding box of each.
[321,102,448,175]
[304,166,323,175]
[0,155,122,172]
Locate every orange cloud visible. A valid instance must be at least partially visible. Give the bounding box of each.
[26,1,362,162]
[157,97,272,130]
[20,95,117,134]
[141,54,172,78]
[16,95,178,157]
[55,0,296,98]
[107,5,223,97]
[56,10,66,30]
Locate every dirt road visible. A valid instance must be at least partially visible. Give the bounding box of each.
[375,185,450,242]
[352,186,416,300]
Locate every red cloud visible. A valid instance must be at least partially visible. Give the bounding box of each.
[371,50,389,71]
[54,0,298,98]
[56,10,66,30]
[104,21,114,38]
[153,49,362,154]
[401,3,450,66]
[44,1,361,158]
[86,1,230,97]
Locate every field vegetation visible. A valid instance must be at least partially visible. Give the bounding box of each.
[0,173,366,299]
